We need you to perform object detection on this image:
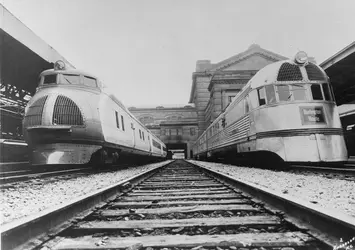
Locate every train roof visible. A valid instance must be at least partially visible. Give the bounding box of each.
[40,69,98,79]
[248,58,328,89]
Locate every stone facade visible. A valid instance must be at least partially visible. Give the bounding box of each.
[128,105,198,158]
[189,44,287,136]
[129,44,287,157]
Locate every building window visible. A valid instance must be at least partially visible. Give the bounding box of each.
[121,115,125,131]
[171,129,177,135]
[115,111,120,128]
[228,96,234,103]
[190,128,195,136]
[177,129,183,135]
[139,116,154,125]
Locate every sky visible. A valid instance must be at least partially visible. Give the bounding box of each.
[2,0,355,107]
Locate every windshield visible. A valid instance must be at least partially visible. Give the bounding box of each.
[42,74,57,84]
[61,74,81,85]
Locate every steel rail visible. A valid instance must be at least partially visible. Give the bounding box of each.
[190,160,355,249]
[0,160,172,250]
[288,164,355,175]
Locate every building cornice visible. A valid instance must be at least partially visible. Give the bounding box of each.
[188,71,213,103]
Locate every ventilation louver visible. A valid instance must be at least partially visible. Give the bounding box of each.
[305,63,326,80]
[23,95,48,126]
[53,95,83,125]
[277,63,303,81]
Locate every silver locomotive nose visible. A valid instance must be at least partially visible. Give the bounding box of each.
[52,95,83,126]
[23,94,83,127]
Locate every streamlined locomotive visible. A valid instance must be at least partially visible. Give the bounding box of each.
[193,52,348,165]
[23,61,167,165]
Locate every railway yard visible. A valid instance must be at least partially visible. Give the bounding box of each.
[1,4,355,249]
[1,160,355,250]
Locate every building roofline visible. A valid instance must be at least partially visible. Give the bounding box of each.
[320,41,355,70]
[188,45,287,103]
[0,4,74,68]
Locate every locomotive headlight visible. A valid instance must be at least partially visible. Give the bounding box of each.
[294,51,308,64]
[54,60,66,70]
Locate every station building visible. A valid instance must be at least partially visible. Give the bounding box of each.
[129,44,288,158]
[128,105,198,159]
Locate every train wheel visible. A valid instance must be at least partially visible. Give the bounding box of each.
[90,149,107,168]
[112,152,120,165]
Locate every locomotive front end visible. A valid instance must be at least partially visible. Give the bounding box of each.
[251,52,348,163]
[23,61,103,165]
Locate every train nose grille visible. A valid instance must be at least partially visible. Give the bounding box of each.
[24,95,48,126]
[305,63,326,80]
[277,62,303,81]
[53,95,84,126]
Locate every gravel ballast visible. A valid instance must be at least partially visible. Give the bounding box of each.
[0,161,172,225]
[189,160,355,218]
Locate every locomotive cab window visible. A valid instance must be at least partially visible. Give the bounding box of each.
[291,84,307,101]
[322,83,332,101]
[277,85,291,102]
[265,85,276,104]
[257,87,266,106]
[61,74,81,85]
[311,84,323,100]
[84,76,97,87]
[42,74,57,84]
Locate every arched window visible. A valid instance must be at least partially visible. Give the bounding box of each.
[139,116,154,125]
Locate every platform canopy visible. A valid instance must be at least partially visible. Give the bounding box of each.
[320,41,355,105]
[0,4,73,111]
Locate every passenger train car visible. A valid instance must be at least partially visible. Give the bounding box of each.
[23,61,167,165]
[193,52,348,166]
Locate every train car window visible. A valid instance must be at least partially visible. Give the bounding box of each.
[322,83,331,101]
[43,74,57,84]
[245,96,250,113]
[121,115,125,131]
[265,85,276,104]
[62,74,81,85]
[83,76,97,87]
[139,129,141,139]
[291,84,307,101]
[277,85,291,101]
[257,88,266,106]
[311,84,323,100]
[142,132,145,141]
[115,111,120,128]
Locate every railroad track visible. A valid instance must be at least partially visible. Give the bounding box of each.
[2,160,354,250]
[0,164,134,186]
[287,165,355,181]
